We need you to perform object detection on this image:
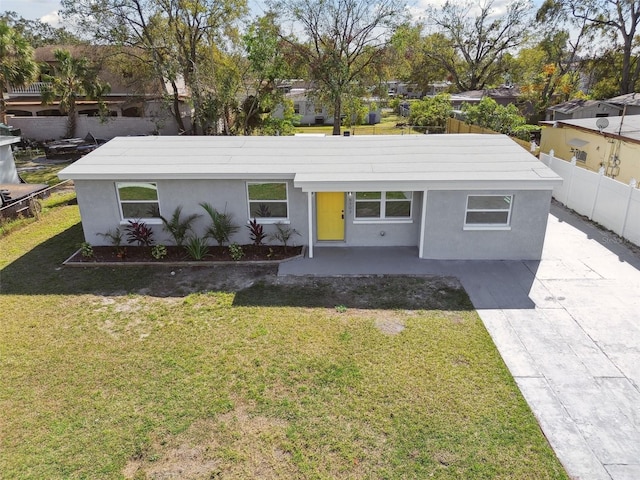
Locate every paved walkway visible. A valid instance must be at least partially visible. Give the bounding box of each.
[279,203,640,480]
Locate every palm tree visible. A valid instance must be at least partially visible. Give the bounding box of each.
[0,21,38,124]
[40,49,110,138]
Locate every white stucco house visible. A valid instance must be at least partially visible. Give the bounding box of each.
[58,134,561,260]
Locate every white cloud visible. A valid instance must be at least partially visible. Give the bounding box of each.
[39,10,62,28]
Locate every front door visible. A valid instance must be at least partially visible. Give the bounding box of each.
[317,192,345,241]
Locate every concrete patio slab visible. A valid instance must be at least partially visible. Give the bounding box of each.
[278,202,640,480]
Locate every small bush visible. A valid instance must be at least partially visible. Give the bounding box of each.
[200,203,239,246]
[269,223,301,252]
[151,244,168,260]
[80,242,94,258]
[98,227,127,257]
[160,206,200,246]
[247,218,266,246]
[184,236,209,260]
[228,242,244,261]
[125,219,154,247]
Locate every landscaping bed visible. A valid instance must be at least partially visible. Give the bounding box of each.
[65,244,304,265]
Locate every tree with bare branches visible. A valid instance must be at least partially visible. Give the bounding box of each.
[424,0,532,91]
[271,0,406,135]
[537,0,640,95]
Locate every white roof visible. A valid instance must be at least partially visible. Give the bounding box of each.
[547,115,640,143]
[58,134,561,191]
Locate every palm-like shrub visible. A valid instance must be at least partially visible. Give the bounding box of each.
[160,206,200,246]
[200,202,239,246]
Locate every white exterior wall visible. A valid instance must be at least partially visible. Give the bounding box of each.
[9,115,190,141]
[0,143,20,184]
[337,191,422,246]
[422,190,552,260]
[75,179,308,247]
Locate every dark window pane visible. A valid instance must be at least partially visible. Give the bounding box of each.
[356,201,381,218]
[122,202,160,218]
[386,201,411,217]
[250,202,287,218]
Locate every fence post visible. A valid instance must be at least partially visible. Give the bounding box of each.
[621,178,637,239]
[590,166,605,220]
[565,156,577,206]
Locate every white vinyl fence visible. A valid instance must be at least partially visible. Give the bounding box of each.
[540,151,640,247]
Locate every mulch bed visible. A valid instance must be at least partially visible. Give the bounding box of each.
[68,245,303,264]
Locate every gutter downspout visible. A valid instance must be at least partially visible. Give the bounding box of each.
[419,190,428,259]
[307,191,314,258]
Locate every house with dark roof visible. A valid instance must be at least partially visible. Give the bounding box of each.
[545,99,622,121]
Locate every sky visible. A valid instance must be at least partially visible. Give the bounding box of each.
[2,0,540,28]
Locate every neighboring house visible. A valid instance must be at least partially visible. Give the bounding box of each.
[386,81,424,99]
[5,45,191,140]
[452,85,534,118]
[273,86,381,126]
[0,136,47,209]
[540,115,640,184]
[545,99,622,121]
[607,93,640,116]
[58,134,561,260]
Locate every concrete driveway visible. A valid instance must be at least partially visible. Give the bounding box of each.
[279,203,640,480]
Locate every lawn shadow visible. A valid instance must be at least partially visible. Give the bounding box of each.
[232,276,476,311]
[0,223,278,297]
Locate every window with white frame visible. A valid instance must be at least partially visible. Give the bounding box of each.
[355,191,412,219]
[116,182,160,220]
[465,195,513,227]
[247,182,288,220]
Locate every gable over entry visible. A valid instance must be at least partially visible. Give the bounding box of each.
[59,134,561,261]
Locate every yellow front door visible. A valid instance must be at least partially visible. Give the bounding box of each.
[317,192,345,241]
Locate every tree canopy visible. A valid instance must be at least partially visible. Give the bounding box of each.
[271,0,407,135]
[0,20,38,124]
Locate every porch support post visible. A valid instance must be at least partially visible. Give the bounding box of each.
[419,190,428,259]
[307,191,314,258]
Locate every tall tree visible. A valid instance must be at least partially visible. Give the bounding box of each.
[1,11,81,47]
[61,0,184,134]
[537,0,640,95]
[40,49,111,138]
[159,0,248,134]
[271,0,406,135]
[240,13,295,135]
[424,0,532,91]
[0,20,38,124]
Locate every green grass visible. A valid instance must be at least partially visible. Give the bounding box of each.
[0,204,569,479]
[294,112,417,136]
[15,159,73,187]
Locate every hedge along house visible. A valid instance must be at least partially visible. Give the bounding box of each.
[58,134,561,260]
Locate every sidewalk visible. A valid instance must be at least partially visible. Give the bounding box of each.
[279,203,640,480]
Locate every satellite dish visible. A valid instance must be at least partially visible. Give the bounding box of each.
[596,117,609,132]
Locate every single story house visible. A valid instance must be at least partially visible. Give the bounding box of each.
[540,115,640,184]
[58,134,561,260]
[545,99,622,122]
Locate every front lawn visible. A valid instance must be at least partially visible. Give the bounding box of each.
[0,205,568,479]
